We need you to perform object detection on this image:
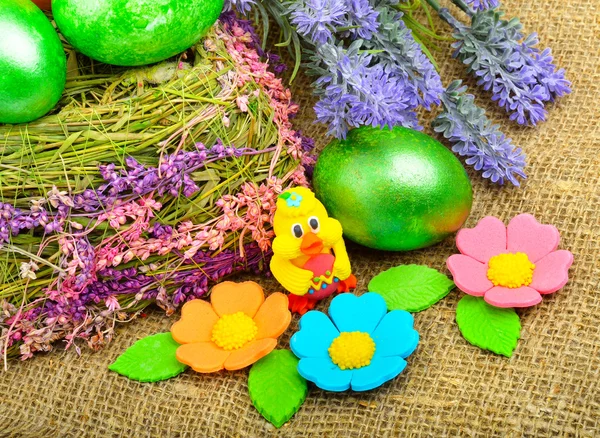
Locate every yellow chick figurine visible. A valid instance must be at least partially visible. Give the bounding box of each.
[271,187,356,314]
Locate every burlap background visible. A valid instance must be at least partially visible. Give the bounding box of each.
[1,0,599,436]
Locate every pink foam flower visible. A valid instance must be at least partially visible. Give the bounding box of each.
[447,214,573,308]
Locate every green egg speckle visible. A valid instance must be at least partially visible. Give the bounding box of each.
[313,126,473,251]
[53,0,224,66]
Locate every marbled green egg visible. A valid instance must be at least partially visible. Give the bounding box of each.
[0,0,66,124]
[53,0,224,66]
[313,126,473,251]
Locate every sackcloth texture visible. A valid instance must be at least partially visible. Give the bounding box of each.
[1,0,599,436]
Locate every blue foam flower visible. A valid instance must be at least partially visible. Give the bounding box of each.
[285,192,303,208]
[290,292,419,392]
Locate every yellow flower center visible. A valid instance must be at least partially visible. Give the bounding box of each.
[487,252,536,288]
[328,331,376,370]
[211,311,258,350]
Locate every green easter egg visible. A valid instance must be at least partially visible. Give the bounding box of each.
[53,0,224,66]
[313,126,473,251]
[0,0,66,124]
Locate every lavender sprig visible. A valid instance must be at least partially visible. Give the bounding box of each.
[73,141,264,213]
[223,0,256,14]
[432,80,526,186]
[509,33,571,103]
[440,7,570,125]
[3,242,271,353]
[343,0,380,40]
[68,236,97,291]
[464,0,499,12]
[287,0,348,45]
[0,141,273,244]
[286,0,380,45]
[0,202,51,246]
[363,7,444,110]
[309,40,420,138]
[293,2,442,138]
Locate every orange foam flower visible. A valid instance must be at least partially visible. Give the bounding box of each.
[171,281,291,372]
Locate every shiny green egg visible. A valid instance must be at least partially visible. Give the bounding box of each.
[0,0,66,124]
[53,0,224,66]
[313,126,473,251]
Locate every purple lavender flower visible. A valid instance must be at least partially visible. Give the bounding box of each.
[348,67,420,128]
[168,242,263,305]
[2,140,272,246]
[310,41,420,137]
[299,5,441,137]
[83,267,157,303]
[0,203,18,244]
[74,141,265,211]
[70,236,96,290]
[0,202,53,244]
[223,0,256,14]
[151,222,174,239]
[78,242,269,312]
[465,0,499,11]
[344,0,379,40]
[364,7,443,110]
[509,33,571,102]
[288,0,348,45]
[433,80,526,186]
[313,89,355,139]
[297,132,315,153]
[442,8,570,126]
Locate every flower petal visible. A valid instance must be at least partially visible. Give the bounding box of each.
[372,310,419,359]
[484,286,542,308]
[507,214,560,263]
[171,299,219,345]
[291,311,339,359]
[350,355,407,392]
[210,281,265,318]
[447,254,493,296]
[529,250,574,294]
[176,342,230,373]
[253,292,291,340]
[297,357,353,392]
[223,338,276,371]
[456,216,507,263]
[328,292,387,334]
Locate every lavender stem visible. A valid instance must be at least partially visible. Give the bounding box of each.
[450,0,474,16]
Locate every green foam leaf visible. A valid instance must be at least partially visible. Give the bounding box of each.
[456,295,521,357]
[108,332,188,382]
[368,264,455,312]
[248,350,308,428]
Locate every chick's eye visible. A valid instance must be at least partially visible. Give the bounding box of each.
[308,216,320,232]
[292,223,304,238]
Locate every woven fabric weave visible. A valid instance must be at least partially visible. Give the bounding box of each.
[1,0,599,436]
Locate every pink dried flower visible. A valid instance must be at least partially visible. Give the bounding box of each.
[236,95,250,112]
[19,261,39,280]
[47,186,74,208]
[104,296,121,312]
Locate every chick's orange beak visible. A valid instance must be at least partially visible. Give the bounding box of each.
[301,233,324,256]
